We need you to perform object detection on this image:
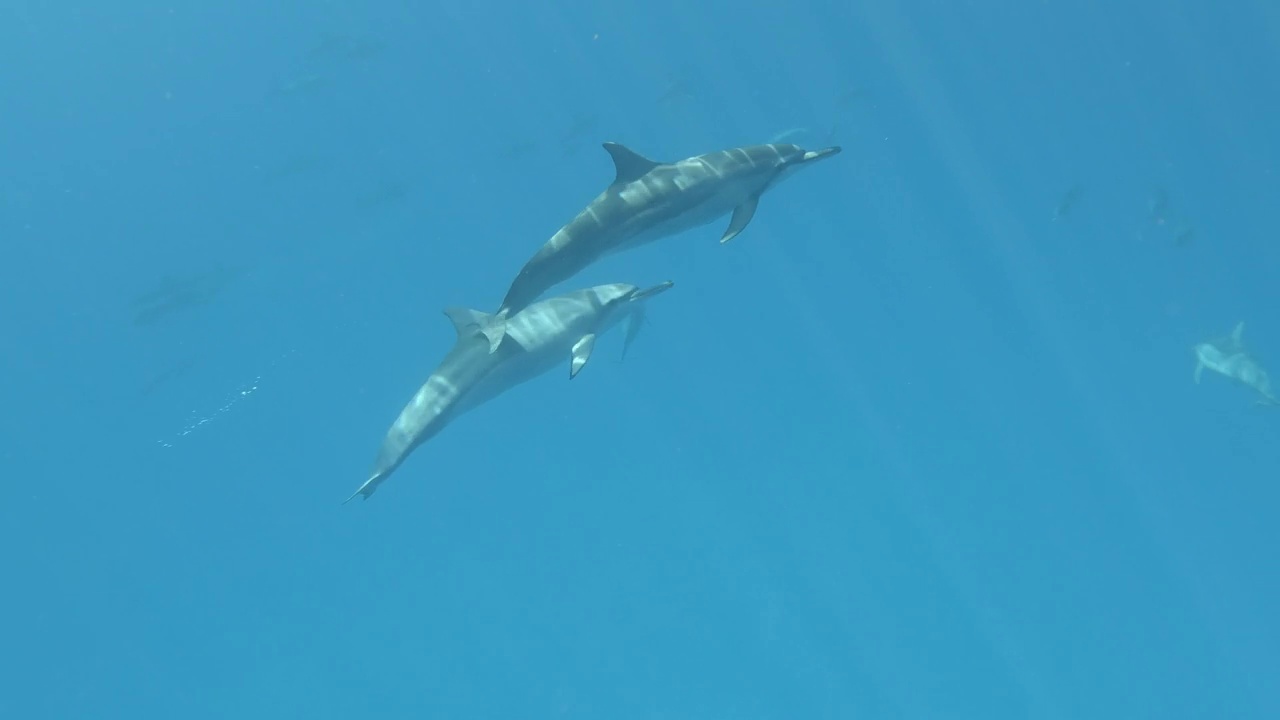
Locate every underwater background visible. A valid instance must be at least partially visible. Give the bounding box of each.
[2,1,1279,717]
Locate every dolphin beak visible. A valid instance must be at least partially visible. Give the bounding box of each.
[802,146,842,163]
[633,280,674,301]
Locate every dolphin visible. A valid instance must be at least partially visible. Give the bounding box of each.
[475,141,841,352]
[1193,321,1278,406]
[346,280,674,503]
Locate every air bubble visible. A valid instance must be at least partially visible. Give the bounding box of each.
[156,348,295,448]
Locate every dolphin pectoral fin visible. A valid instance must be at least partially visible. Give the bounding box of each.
[1194,361,1204,384]
[620,309,647,361]
[570,333,597,379]
[720,195,760,244]
[602,142,661,185]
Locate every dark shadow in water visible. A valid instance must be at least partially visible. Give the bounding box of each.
[131,264,250,327]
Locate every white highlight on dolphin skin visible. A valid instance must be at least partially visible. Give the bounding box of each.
[156,348,296,448]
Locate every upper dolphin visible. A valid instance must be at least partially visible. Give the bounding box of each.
[346,280,674,503]
[475,141,841,351]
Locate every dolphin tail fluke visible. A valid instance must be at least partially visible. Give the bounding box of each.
[344,471,385,505]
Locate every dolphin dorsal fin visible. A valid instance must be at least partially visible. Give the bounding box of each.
[442,307,494,339]
[602,142,659,185]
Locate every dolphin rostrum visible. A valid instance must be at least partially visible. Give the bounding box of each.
[346,280,674,503]
[1193,321,1278,406]
[475,141,841,352]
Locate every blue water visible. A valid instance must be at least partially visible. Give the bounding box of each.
[3,1,1278,717]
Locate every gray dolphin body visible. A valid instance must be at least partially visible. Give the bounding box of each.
[476,141,841,351]
[1194,321,1278,406]
[347,281,674,503]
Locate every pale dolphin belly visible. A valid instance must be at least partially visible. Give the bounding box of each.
[1233,358,1273,394]
[449,342,563,418]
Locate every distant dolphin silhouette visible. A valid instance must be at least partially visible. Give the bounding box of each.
[1194,321,1277,406]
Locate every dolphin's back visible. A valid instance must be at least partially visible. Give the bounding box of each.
[367,336,502,479]
[350,332,521,502]
[689,144,803,176]
[575,147,791,255]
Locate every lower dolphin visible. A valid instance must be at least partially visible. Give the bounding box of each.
[347,280,674,503]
